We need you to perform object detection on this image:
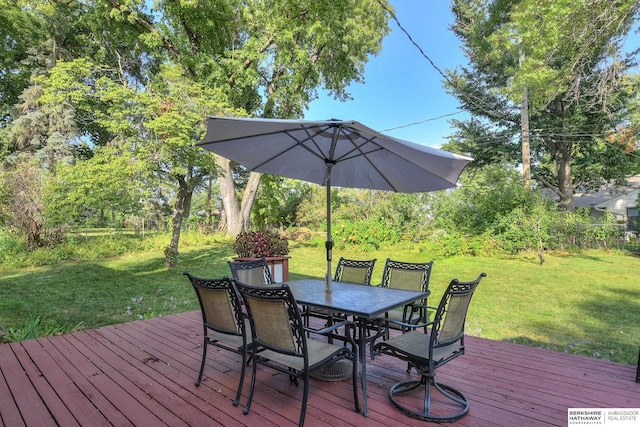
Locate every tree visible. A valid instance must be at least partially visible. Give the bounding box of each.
[0,0,44,127]
[1,0,391,267]
[446,0,640,211]
[140,66,238,266]
[63,0,390,247]
[207,0,392,234]
[44,145,148,229]
[0,157,66,249]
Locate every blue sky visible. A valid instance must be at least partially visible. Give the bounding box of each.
[305,1,467,148]
[305,2,640,148]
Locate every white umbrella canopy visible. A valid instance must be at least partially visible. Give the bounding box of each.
[198,116,472,291]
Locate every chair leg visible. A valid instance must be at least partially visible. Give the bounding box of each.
[234,349,247,407]
[242,356,259,415]
[195,340,208,387]
[299,373,310,427]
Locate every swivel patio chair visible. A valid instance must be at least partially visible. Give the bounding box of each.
[228,257,274,286]
[183,272,250,407]
[372,273,486,422]
[235,280,360,427]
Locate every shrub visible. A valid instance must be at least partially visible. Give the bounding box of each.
[233,230,289,257]
[333,219,399,251]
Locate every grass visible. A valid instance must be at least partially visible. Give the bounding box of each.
[1,239,639,365]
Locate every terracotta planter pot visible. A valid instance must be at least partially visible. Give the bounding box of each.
[232,256,291,282]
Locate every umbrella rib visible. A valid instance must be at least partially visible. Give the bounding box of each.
[248,126,329,170]
[335,128,401,191]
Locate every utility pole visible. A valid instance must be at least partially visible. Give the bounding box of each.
[520,46,531,189]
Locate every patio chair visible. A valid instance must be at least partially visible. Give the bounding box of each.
[371,273,486,422]
[235,280,360,426]
[183,272,250,407]
[375,259,434,340]
[228,257,274,286]
[303,257,376,330]
[334,257,377,284]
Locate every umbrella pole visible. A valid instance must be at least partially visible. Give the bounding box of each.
[325,162,334,292]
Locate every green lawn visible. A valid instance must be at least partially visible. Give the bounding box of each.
[1,242,638,365]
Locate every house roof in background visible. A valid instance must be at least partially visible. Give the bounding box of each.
[573,174,640,208]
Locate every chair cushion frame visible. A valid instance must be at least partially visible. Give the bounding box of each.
[333,257,377,284]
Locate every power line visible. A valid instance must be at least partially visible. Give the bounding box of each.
[380,111,463,132]
[376,0,508,130]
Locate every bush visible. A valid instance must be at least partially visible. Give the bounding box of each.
[1,160,68,250]
[333,219,399,251]
[282,227,315,241]
[233,230,289,257]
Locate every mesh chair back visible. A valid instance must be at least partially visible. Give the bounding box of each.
[228,258,274,286]
[380,259,433,293]
[186,274,244,335]
[201,287,239,334]
[236,282,304,355]
[246,298,297,352]
[432,274,486,346]
[334,257,376,285]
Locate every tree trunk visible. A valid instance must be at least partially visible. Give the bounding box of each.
[519,47,531,190]
[521,87,531,189]
[205,174,213,234]
[241,172,261,228]
[164,177,193,268]
[216,155,242,235]
[215,154,262,235]
[556,141,575,212]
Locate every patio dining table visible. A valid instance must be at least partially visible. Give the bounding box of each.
[287,278,430,417]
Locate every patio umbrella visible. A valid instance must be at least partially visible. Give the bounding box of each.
[198,116,472,291]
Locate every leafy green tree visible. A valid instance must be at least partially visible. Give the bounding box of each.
[252,176,312,230]
[44,145,148,228]
[1,0,391,267]
[0,157,66,249]
[140,66,239,265]
[209,0,392,234]
[0,1,41,139]
[446,0,640,211]
[431,164,537,235]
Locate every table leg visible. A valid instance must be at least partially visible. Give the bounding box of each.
[358,317,369,417]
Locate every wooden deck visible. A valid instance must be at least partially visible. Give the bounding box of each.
[1,311,638,426]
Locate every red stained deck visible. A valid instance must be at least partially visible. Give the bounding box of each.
[1,311,638,426]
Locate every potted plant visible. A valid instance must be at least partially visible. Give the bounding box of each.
[233,230,291,281]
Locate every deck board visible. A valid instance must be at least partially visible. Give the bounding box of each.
[1,310,638,426]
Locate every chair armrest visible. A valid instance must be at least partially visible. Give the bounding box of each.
[304,319,351,335]
[386,317,434,331]
[304,320,358,347]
